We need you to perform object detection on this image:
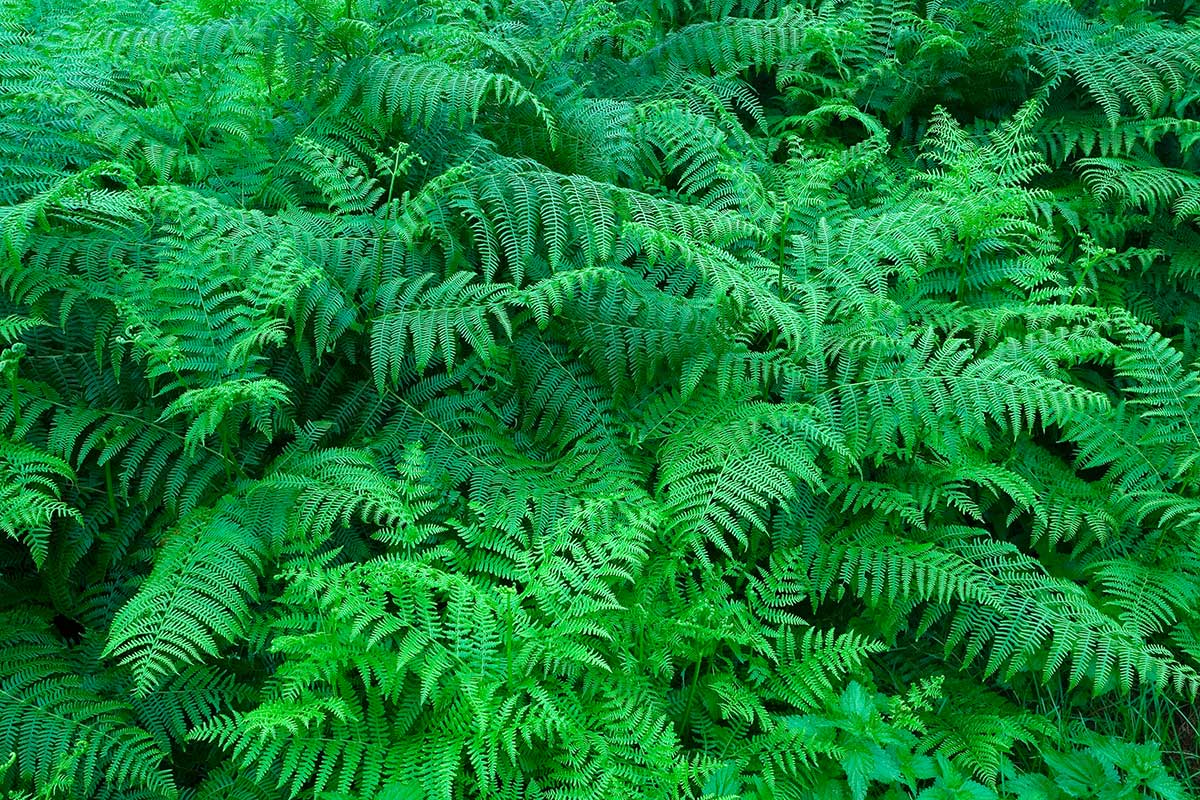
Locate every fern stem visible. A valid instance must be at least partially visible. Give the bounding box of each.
[776,203,791,300]
[105,462,117,515]
[373,145,405,305]
[8,372,19,429]
[505,594,514,690]
[678,658,702,741]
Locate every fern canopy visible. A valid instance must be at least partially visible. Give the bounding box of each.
[2,0,1200,797]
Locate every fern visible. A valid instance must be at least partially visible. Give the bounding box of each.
[103,504,265,696]
[336,55,558,145]
[0,438,79,568]
[0,612,175,798]
[3,0,1200,796]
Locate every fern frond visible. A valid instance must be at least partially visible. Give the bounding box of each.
[103,504,265,695]
[0,612,176,798]
[0,437,79,568]
[336,55,557,145]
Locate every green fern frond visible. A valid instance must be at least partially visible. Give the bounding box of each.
[103,504,264,695]
[0,612,176,798]
[336,55,557,145]
[0,438,79,568]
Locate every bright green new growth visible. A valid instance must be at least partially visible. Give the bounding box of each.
[1,0,1199,797]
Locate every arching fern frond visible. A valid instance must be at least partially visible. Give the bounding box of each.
[0,437,79,568]
[103,503,265,695]
[635,9,851,77]
[0,612,176,799]
[335,55,557,146]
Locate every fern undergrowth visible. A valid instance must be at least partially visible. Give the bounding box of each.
[1,0,1199,797]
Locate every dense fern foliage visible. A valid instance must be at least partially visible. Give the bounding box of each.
[2,0,1200,796]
